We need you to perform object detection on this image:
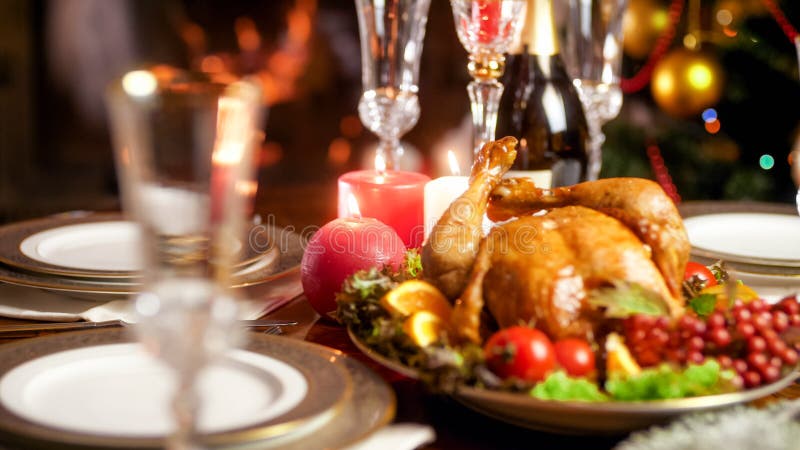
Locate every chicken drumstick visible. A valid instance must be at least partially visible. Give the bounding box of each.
[421,136,517,299]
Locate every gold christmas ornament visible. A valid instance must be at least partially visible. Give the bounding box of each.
[623,0,670,59]
[651,47,725,118]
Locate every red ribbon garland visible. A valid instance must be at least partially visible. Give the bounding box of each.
[760,0,798,42]
[621,0,686,94]
[646,142,681,204]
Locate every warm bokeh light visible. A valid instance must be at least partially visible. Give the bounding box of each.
[328,138,351,165]
[200,55,225,73]
[687,63,713,90]
[340,115,363,138]
[651,9,668,29]
[683,34,698,50]
[234,17,261,52]
[722,27,738,38]
[653,69,675,97]
[259,142,283,167]
[705,119,721,134]
[235,179,258,197]
[716,9,733,26]
[121,70,157,97]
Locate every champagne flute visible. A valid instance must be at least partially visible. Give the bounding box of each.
[449,0,527,158]
[563,0,629,180]
[355,0,431,171]
[106,67,263,450]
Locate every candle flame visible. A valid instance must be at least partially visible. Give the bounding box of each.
[447,150,461,176]
[346,193,362,219]
[374,152,387,174]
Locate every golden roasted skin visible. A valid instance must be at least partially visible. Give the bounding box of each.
[488,177,690,302]
[421,136,517,299]
[453,206,681,344]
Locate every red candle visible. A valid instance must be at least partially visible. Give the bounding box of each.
[338,170,430,249]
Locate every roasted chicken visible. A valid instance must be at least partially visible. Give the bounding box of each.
[488,177,690,300]
[422,139,688,344]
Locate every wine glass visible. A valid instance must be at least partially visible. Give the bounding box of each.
[355,0,431,171]
[563,0,629,180]
[105,67,264,449]
[449,0,527,158]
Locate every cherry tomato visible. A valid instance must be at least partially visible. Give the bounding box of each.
[483,326,556,382]
[684,261,717,288]
[553,338,596,377]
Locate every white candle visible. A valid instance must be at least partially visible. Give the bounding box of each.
[423,176,469,239]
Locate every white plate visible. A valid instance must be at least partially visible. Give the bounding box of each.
[18,222,250,274]
[684,213,800,267]
[0,343,307,436]
[19,222,144,272]
[0,330,393,450]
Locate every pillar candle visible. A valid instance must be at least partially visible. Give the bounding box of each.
[338,170,430,249]
[423,176,469,239]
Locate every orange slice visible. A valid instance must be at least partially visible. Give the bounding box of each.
[380,280,453,320]
[605,332,641,377]
[700,282,760,308]
[403,311,445,347]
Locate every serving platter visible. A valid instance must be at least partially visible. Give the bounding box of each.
[0,212,271,280]
[0,328,395,449]
[348,328,800,435]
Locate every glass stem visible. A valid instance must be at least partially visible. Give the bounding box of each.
[168,369,203,450]
[586,116,605,181]
[467,79,504,158]
[377,136,401,171]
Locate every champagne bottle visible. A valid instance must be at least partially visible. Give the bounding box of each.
[495,0,590,188]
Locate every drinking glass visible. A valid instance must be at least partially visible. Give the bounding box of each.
[563,0,629,180]
[450,0,526,158]
[105,67,264,450]
[355,0,431,170]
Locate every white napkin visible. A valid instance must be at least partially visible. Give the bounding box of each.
[342,423,436,450]
[0,279,303,323]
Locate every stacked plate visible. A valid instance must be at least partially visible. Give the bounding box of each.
[683,211,800,302]
[0,211,305,300]
[0,329,395,449]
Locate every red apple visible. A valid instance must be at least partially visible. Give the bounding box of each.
[301,217,407,318]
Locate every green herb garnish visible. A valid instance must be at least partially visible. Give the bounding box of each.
[589,281,670,318]
[531,371,608,402]
[688,293,718,317]
[605,360,735,400]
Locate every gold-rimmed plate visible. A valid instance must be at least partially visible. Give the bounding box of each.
[683,213,800,271]
[0,328,395,449]
[0,215,303,301]
[347,328,799,435]
[0,212,272,280]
